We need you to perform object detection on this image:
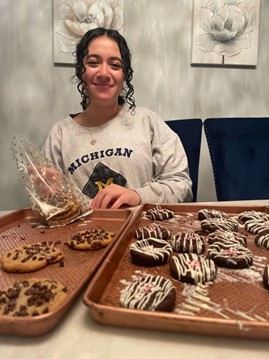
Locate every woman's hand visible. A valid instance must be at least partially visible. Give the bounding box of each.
[90,184,141,209]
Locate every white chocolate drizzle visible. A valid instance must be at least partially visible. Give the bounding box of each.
[207,242,253,268]
[170,253,217,284]
[176,282,267,323]
[130,238,173,262]
[175,254,268,325]
[120,273,175,311]
[135,224,170,240]
[255,233,269,249]
[171,232,205,254]
[245,219,269,234]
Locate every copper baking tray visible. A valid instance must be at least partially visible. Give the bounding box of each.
[0,207,133,336]
[84,203,269,340]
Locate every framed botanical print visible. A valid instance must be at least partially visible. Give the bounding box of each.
[53,0,124,64]
[191,0,261,66]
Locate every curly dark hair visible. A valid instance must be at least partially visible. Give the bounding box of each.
[74,27,136,112]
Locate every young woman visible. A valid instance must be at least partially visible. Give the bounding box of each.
[43,27,192,209]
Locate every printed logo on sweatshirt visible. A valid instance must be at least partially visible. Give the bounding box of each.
[82,162,127,198]
[67,147,133,175]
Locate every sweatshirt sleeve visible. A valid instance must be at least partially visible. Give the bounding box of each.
[133,114,193,204]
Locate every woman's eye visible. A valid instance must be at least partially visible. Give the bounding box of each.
[111,63,122,69]
[87,60,99,66]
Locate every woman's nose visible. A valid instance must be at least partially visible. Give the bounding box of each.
[98,64,110,78]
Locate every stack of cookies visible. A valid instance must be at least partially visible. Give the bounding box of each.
[29,166,84,227]
[11,137,86,227]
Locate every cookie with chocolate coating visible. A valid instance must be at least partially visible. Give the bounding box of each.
[263,265,269,290]
[207,242,253,269]
[145,206,174,221]
[255,233,269,249]
[197,208,229,220]
[238,210,269,223]
[170,253,217,284]
[135,224,171,240]
[201,218,238,233]
[171,232,205,254]
[245,219,269,235]
[207,230,247,247]
[130,238,173,266]
[120,274,176,312]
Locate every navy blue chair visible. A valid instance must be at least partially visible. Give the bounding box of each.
[166,118,202,202]
[204,117,269,201]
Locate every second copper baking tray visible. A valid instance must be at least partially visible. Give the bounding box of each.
[0,207,133,336]
[84,203,269,340]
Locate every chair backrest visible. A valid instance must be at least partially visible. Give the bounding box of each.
[166,118,202,202]
[204,117,269,201]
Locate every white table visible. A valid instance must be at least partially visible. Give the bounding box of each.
[1,202,269,359]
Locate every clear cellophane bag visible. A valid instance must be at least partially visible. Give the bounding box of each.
[11,136,91,227]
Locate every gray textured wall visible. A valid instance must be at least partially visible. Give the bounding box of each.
[1,0,268,210]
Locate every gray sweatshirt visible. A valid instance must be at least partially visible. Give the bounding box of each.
[43,104,193,204]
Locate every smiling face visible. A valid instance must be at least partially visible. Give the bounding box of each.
[82,36,125,107]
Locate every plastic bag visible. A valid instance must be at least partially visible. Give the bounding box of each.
[11,136,91,227]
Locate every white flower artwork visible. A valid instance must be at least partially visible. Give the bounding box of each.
[53,0,124,64]
[191,0,261,66]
